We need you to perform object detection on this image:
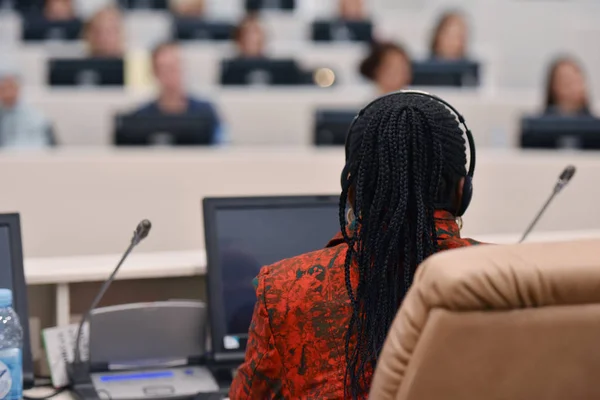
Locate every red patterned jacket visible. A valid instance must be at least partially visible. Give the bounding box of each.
[230,210,480,399]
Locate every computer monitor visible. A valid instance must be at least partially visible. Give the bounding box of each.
[114,114,217,146]
[520,115,600,150]
[220,58,309,86]
[311,20,373,43]
[22,17,82,41]
[173,19,235,41]
[0,0,40,13]
[245,0,295,11]
[203,195,340,363]
[117,0,167,9]
[0,214,33,389]
[48,58,125,87]
[314,109,357,146]
[412,60,480,87]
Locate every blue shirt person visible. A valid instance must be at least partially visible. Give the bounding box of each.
[133,42,225,144]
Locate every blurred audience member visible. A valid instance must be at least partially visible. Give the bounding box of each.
[360,42,412,94]
[545,56,591,116]
[44,0,75,21]
[339,0,366,21]
[234,14,266,58]
[84,5,124,57]
[430,11,468,60]
[0,69,54,148]
[170,0,204,17]
[133,42,225,144]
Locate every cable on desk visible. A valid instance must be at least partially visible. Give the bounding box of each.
[23,386,68,400]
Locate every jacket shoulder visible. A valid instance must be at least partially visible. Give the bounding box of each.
[259,244,346,288]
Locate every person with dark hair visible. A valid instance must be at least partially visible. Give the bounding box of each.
[132,42,225,144]
[429,10,468,60]
[234,13,266,58]
[544,56,592,116]
[360,42,412,95]
[230,91,482,399]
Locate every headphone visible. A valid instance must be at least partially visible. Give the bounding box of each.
[341,90,476,217]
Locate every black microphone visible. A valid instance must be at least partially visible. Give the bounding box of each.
[519,165,576,243]
[69,219,152,383]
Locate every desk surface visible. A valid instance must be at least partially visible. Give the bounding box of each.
[25,250,206,285]
[23,230,600,285]
[24,388,231,400]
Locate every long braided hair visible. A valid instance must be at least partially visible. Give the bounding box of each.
[339,93,468,399]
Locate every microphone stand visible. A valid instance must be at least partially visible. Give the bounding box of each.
[519,190,558,243]
[519,165,576,244]
[68,220,151,386]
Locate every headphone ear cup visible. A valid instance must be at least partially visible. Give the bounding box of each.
[457,175,473,217]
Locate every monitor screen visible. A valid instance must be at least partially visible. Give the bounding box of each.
[412,60,480,87]
[22,17,82,41]
[314,109,357,146]
[48,58,125,87]
[312,20,373,43]
[0,214,33,389]
[520,115,600,150]
[203,196,340,362]
[114,114,217,146]
[220,58,309,86]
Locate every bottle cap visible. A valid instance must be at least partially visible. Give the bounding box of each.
[0,289,12,307]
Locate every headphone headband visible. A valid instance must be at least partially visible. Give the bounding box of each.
[344,89,476,177]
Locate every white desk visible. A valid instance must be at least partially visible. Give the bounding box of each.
[25,229,600,328]
[26,250,206,327]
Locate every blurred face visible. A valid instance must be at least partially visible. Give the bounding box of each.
[339,0,365,20]
[153,45,183,96]
[237,20,265,58]
[0,77,20,109]
[171,0,204,17]
[44,0,74,21]
[86,8,124,57]
[375,50,412,94]
[435,15,467,60]
[552,61,587,112]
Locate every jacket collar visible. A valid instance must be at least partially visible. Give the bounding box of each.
[326,209,460,248]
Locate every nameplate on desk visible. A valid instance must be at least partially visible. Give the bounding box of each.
[42,323,89,388]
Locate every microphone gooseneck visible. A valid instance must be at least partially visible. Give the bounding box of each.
[71,219,152,370]
[519,165,577,243]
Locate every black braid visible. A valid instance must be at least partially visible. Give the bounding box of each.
[340,93,467,399]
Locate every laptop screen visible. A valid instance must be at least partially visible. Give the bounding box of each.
[203,196,340,362]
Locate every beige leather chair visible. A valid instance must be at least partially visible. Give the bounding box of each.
[370,239,600,400]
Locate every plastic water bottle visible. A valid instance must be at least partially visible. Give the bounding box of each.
[0,289,23,400]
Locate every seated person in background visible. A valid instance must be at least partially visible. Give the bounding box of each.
[169,0,204,17]
[234,13,266,58]
[44,0,75,21]
[360,42,412,95]
[133,42,225,144]
[339,0,366,21]
[84,5,124,57]
[429,10,468,60]
[230,91,482,399]
[544,56,592,116]
[0,68,54,148]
